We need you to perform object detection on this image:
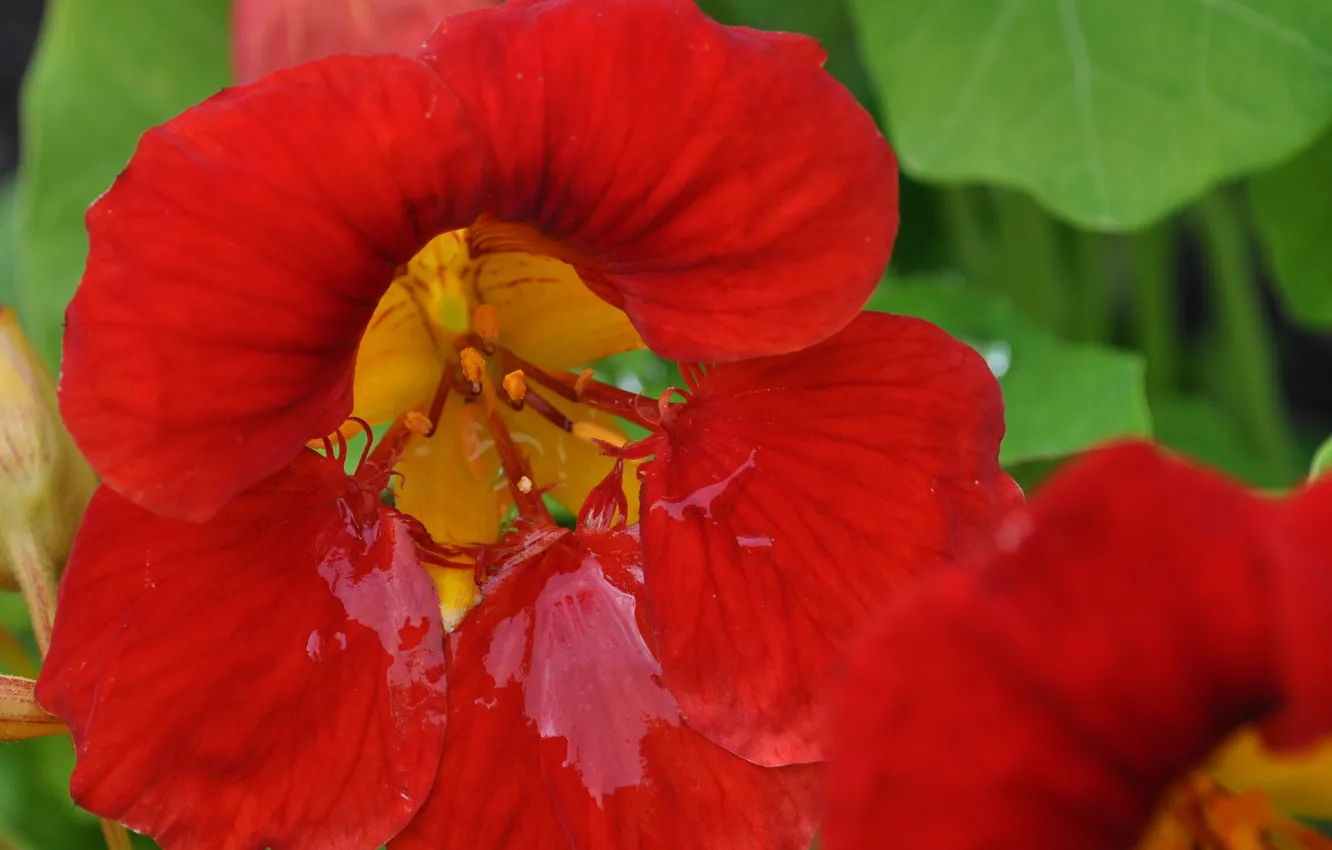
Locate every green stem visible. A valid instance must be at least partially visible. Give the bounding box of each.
[993,189,1066,332]
[1128,222,1180,398]
[1073,230,1114,343]
[939,187,994,287]
[1194,192,1294,470]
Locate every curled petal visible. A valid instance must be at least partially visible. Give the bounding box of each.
[67,0,895,521]
[422,0,897,361]
[37,452,448,850]
[392,528,821,849]
[639,311,1007,765]
[61,55,485,521]
[824,442,1332,850]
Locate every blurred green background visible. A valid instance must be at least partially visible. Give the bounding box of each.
[2,0,1332,846]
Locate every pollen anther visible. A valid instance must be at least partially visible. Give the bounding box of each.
[573,368,595,398]
[502,370,527,405]
[459,346,487,393]
[516,475,533,494]
[472,304,501,342]
[404,411,434,435]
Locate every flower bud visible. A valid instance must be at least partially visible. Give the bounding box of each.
[0,307,96,592]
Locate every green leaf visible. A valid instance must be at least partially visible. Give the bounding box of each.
[1153,394,1294,487]
[1312,434,1332,479]
[869,274,1151,465]
[1250,131,1332,327]
[16,0,231,366]
[0,179,15,307]
[848,0,1332,230]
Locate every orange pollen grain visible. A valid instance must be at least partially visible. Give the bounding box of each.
[459,347,487,387]
[574,368,595,398]
[404,411,434,435]
[502,370,527,404]
[472,304,501,342]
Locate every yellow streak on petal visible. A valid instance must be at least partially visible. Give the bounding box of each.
[393,395,505,546]
[350,279,448,426]
[470,236,642,370]
[502,395,640,523]
[411,232,471,333]
[427,566,480,632]
[572,419,628,449]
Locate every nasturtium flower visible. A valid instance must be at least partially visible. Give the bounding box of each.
[825,442,1332,850]
[39,0,1013,846]
[233,0,500,81]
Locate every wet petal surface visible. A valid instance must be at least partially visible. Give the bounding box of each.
[37,451,449,850]
[639,311,1007,765]
[392,528,821,849]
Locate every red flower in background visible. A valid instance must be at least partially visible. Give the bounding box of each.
[38,0,1012,847]
[233,0,501,81]
[826,442,1332,850]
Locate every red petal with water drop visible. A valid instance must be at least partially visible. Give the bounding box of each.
[824,442,1332,850]
[36,451,448,850]
[421,0,896,361]
[638,311,1007,766]
[233,0,499,81]
[60,54,487,522]
[392,528,821,850]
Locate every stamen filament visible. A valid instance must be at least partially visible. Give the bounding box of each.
[476,369,552,524]
[522,387,573,432]
[499,348,658,430]
[502,370,527,408]
[424,361,458,436]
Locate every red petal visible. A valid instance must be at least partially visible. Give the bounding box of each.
[825,442,1332,850]
[421,0,896,361]
[638,311,1006,765]
[68,0,895,520]
[392,528,821,850]
[1263,473,1332,749]
[60,54,486,521]
[233,0,499,81]
[36,451,448,850]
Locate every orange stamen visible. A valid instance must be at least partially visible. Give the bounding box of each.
[502,370,527,407]
[404,411,433,435]
[499,347,657,430]
[474,367,551,524]
[472,304,500,343]
[522,387,573,432]
[459,347,487,395]
[573,368,595,397]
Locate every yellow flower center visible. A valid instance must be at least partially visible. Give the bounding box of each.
[342,223,647,629]
[1140,732,1332,850]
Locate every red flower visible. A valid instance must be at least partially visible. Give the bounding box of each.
[40,0,1013,846]
[825,442,1332,850]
